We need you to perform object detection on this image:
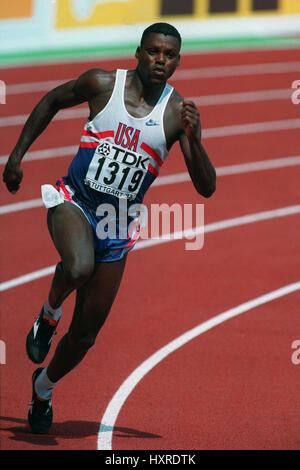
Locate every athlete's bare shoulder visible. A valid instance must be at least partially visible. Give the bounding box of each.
[73,68,119,120]
[169,87,184,113]
[73,68,117,100]
[164,87,184,149]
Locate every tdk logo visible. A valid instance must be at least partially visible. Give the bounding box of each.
[96,142,149,170]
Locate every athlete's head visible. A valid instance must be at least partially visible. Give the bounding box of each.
[140,22,182,50]
[136,23,181,85]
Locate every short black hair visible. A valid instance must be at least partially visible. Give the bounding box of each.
[141,22,182,49]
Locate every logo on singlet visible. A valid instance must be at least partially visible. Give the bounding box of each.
[146,119,159,126]
[97,141,111,156]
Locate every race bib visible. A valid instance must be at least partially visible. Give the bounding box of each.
[84,141,149,201]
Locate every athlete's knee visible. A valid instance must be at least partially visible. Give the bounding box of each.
[63,259,94,287]
[67,330,96,352]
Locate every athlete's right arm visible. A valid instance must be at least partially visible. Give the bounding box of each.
[3,69,102,193]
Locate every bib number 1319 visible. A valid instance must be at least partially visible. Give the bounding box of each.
[84,141,149,200]
[94,156,143,192]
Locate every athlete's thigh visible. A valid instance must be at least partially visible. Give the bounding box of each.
[69,256,128,337]
[47,201,95,267]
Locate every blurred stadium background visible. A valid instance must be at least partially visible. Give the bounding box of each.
[1,0,300,66]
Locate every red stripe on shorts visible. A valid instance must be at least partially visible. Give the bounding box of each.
[58,178,72,202]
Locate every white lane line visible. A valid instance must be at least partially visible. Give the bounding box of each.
[97,280,300,450]
[0,145,78,165]
[1,204,300,292]
[6,79,70,95]
[1,156,300,215]
[173,61,300,80]
[0,107,88,127]
[134,204,300,251]
[190,88,292,106]
[0,198,43,214]
[0,266,56,292]
[204,118,300,138]
[153,155,300,186]
[0,91,297,128]
[5,62,300,95]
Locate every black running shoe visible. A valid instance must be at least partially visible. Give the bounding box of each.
[28,368,53,434]
[26,307,59,364]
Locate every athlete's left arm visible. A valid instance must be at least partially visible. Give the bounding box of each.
[179,100,216,198]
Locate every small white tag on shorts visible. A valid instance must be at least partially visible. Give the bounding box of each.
[41,184,64,208]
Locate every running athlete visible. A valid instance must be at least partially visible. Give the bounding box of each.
[3,23,216,434]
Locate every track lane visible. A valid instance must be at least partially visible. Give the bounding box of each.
[1,209,299,450]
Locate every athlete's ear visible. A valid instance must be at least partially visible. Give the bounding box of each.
[135,47,141,60]
[177,54,181,67]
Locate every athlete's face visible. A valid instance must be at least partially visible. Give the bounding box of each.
[135,33,180,85]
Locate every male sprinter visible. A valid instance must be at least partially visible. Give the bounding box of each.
[3,23,216,434]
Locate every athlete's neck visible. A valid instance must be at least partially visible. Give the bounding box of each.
[132,68,166,106]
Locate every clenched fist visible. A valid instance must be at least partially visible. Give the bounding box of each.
[2,158,23,194]
[181,100,201,140]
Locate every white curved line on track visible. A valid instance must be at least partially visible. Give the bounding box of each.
[97,280,300,450]
[1,203,300,292]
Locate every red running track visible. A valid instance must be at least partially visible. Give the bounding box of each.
[0,46,300,451]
